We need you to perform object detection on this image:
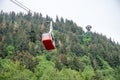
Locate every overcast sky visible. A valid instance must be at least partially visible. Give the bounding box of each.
[0,0,120,43]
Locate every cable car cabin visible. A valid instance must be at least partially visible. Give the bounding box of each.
[42,33,55,50]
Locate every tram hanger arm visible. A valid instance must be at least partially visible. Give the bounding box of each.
[49,21,53,34]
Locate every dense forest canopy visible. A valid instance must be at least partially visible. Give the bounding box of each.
[0,11,120,80]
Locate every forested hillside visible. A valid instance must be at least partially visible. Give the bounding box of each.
[0,11,120,80]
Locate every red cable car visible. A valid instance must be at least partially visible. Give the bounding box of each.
[42,33,55,50]
[42,21,55,50]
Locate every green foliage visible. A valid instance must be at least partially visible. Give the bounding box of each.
[55,54,67,70]
[5,45,15,58]
[0,58,36,80]
[83,32,91,45]
[81,55,91,65]
[0,11,120,80]
[5,45,15,55]
[82,65,95,80]
[94,56,115,80]
[34,55,56,79]
[0,58,10,68]
[114,66,120,80]
[12,51,38,71]
[58,68,84,80]
[34,55,84,80]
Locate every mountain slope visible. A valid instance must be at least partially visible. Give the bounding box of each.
[0,11,120,80]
